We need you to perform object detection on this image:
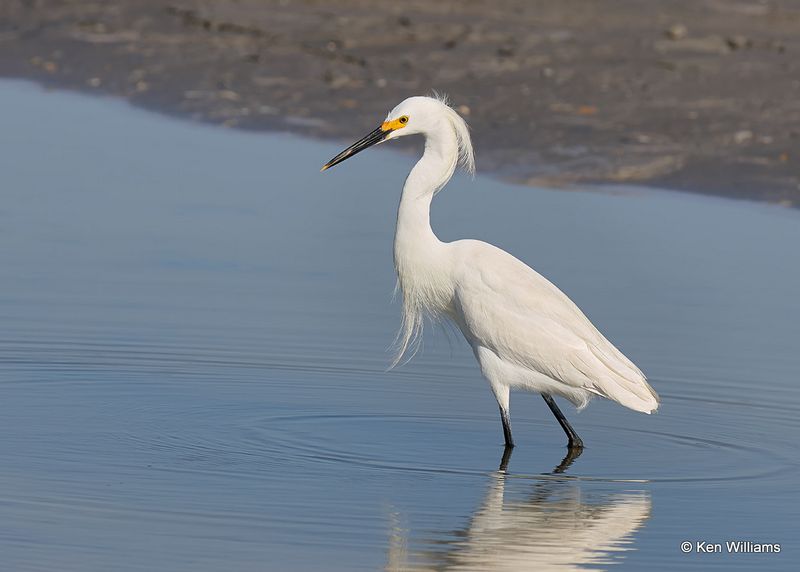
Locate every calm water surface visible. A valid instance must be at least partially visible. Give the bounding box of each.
[1,81,799,571]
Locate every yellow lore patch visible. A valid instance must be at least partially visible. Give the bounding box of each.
[381,115,409,132]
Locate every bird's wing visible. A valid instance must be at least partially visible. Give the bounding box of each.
[452,240,659,413]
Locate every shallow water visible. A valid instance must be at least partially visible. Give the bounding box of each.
[1,80,799,571]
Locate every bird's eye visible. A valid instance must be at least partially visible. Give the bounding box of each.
[399,116,409,124]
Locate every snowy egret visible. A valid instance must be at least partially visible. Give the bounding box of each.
[322,95,659,450]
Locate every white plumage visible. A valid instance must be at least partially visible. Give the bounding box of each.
[448,239,658,413]
[323,95,659,449]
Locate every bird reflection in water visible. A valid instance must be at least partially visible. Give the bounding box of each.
[386,447,651,571]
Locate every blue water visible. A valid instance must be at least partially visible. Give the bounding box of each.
[1,80,799,570]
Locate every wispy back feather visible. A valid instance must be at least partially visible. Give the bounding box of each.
[431,91,475,178]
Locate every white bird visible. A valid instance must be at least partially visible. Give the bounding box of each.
[322,95,659,450]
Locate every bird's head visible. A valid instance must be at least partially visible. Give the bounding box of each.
[321,95,474,174]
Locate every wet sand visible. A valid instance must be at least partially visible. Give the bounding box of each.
[2,0,799,205]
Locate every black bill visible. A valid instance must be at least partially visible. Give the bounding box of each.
[321,126,388,171]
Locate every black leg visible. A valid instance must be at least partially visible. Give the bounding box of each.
[542,394,584,449]
[498,445,514,472]
[499,405,515,448]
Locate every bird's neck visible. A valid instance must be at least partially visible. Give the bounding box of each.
[394,127,458,255]
[392,126,459,315]
[390,123,460,363]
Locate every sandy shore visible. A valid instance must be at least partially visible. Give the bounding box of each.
[2,0,799,205]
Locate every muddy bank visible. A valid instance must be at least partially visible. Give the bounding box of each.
[2,0,799,205]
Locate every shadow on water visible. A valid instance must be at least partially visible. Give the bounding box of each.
[497,442,582,474]
[387,447,651,571]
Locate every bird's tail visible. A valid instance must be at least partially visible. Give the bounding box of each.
[588,344,660,414]
[600,377,660,414]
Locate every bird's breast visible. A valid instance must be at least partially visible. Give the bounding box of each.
[394,245,455,319]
